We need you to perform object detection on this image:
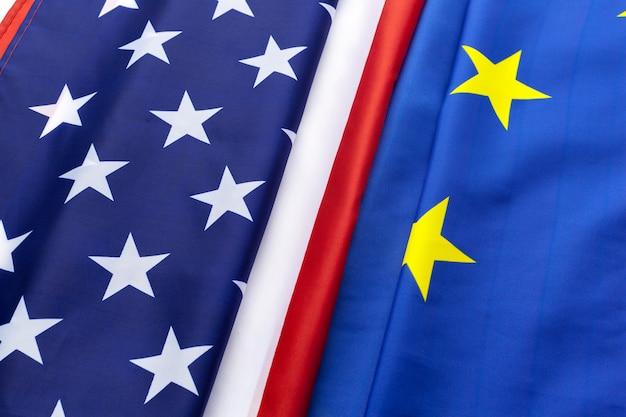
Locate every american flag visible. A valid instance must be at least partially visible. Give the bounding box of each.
[0,1,334,415]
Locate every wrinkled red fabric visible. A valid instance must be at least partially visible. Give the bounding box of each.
[257,1,426,416]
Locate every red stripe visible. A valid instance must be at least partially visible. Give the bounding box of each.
[0,0,36,62]
[256,1,426,416]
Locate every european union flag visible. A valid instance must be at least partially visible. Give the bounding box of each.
[310,0,626,416]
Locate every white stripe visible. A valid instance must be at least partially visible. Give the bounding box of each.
[0,0,16,24]
[202,1,387,416]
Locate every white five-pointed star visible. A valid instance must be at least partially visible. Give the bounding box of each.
[98,0,138,17]
[319,2,336,20]
[0,220,31,273]
[281,128,296,144]
[0,297,62,364]
[212,0,254,20]
[59,144,129,203]
[50,400,65,417]
[119,21,182,68]
[239,36,306,87]
[191,166,265,230]
[29,85,97,138]
[150,91,223,147]
[130,327,212,403]
[89,233,169,300]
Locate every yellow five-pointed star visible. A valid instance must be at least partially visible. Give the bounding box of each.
[402,197,475,301]
[451,45,550,130]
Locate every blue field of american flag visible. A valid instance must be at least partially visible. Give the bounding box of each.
[0,1,334,415]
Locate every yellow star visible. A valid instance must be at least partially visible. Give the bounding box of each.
[450,45,550,130]
[619,11,626,17]
[402,197,475,301]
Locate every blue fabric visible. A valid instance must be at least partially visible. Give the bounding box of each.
[0,1,332,416]
[308,0,469,415]
[310,1,626,416]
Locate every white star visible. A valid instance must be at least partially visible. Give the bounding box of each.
[239,36,307,87]
[0,220,31,273]
[319,2,336,20]
[59,144,128,203]
[130,327,212,403]
[89,233,169,300]
[150,91,222,147]
[0,297,62,364]
[191,166,265,230]
[119,21,182,68]
[50,400,65,417]
[233,280,246,296]
[98,0,138,17]
[29,85,97,138]
[212,0,254,20]
[281,128,296,144]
